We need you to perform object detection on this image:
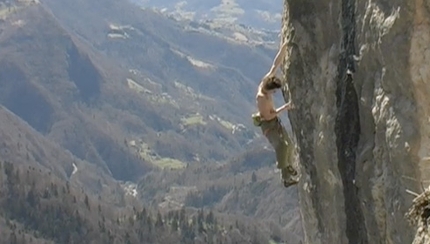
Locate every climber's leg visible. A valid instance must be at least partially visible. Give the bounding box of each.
[277,123,298,187]
[261,118,298,188]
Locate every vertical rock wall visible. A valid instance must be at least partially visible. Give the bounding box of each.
[281,0,430,243]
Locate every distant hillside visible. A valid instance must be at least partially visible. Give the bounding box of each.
[0,0,279,181]
[0,160,281,244]
[0,105,130,199]
[38,0,282,164]
[136,147,303,244]
[40,0,278,106]
[0,0,302,242]
[131,0,284,31]
[0,2,157,181]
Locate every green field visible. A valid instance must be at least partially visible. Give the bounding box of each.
[129,140,186,170]
[181,114,207,126]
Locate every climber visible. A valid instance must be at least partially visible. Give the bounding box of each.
[252,39,299,188]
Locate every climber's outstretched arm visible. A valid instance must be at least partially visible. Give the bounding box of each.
[264,41,289,79]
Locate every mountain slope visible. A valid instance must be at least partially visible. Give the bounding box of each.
[0,104,133,207]
[0,3,154,181]
[40,0,278,117]
[0,1,277,181]
[39,0,292,158]
[0,1,302,243]
[0,160,279,244]
[136,147,303,243]
[131,0,284,30]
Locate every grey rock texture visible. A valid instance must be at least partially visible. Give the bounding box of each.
[280,0,430,243]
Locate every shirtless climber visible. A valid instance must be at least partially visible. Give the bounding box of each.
[252,40,299,188]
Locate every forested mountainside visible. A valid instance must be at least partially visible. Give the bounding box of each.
[0,160,284,244]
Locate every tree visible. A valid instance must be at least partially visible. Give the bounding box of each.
[84,194,90,210]
[147,216,152,233]
[206,210,214,225]
[155,211,163,228]
[251,171,257,183]
[9,231,17,244]
[171,217,178,232]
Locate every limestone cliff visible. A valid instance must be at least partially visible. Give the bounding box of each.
[280,0,429,243]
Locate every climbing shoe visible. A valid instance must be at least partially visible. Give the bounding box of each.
[281,166,299,188]
[283,178,299,188]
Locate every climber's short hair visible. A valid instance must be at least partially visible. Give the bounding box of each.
[263,76,282,91]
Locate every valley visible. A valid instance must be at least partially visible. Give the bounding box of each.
[0,0,301,243]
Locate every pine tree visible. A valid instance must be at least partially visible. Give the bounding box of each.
[155,211,163,228]
[206,210,214,225]
[251,171,257,183]
[84,194,90,210]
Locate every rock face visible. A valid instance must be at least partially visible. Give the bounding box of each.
[280,0,430,243]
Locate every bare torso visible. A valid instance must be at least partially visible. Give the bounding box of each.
[256,85,276,121]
